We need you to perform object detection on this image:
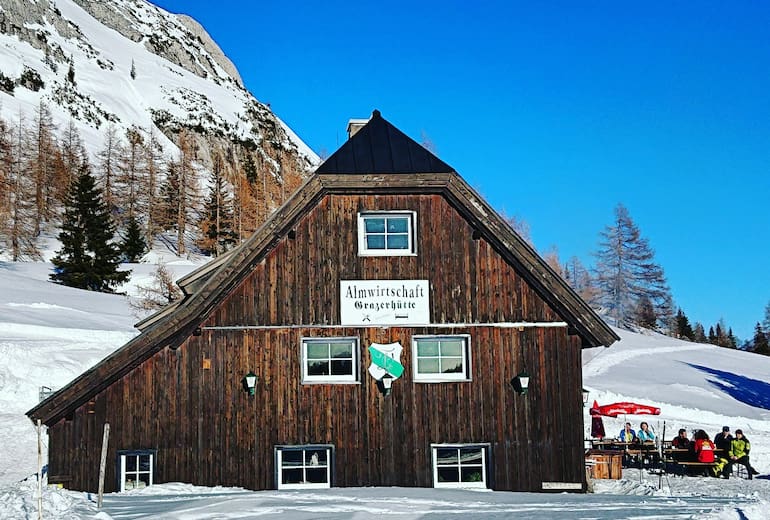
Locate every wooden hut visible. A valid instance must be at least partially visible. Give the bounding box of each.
[27,110,618,493]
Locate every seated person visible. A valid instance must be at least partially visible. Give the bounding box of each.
[618,422,636,443]
[672,428,691,449]
[714,426,732,451]
[725,429,760,480]
[637,421,656,442]
[671,428,693,461]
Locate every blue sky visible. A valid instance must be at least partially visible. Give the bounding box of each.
[150,1,770,340]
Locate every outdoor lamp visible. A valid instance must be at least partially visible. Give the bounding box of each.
[242,371,258,396]
[510,369,530,395]
[377,375,394,396]
[582,388,590,406]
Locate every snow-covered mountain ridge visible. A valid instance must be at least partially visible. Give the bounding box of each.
[0,0,318,176]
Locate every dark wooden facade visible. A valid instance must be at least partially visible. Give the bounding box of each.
[30,111,617,494]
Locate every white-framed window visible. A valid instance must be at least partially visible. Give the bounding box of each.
[432,444,489,488]
[357,211,417,256]
[301,337,359,383]
[413,335,471,382]
[275,445,333,490]
[117,450,154,492]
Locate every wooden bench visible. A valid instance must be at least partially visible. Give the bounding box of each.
[667,460,719,477]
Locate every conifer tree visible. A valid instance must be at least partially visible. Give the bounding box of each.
[634,296,658,330]
[120,216,147,262]
[562,256,598,305]
[593,203,672,328]
[708,326,716,344]
[763,301,770,334]
[752,323,769,355]
[197,149,237,256]
[51,160,130,292]
[693,322,707,343]
[674,308,694,340]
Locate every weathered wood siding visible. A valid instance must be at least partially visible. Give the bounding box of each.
[48,193,585,492]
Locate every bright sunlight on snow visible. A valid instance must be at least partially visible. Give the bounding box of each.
[1,244,770,518]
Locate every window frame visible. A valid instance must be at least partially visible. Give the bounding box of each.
[431,443,490,489]
[412,334,472,382]
[301,336,360,384]
[275,444,334,490]
[116,449,156,492]
[357,211,417,257]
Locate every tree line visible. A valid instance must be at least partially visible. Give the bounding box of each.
[0,102,304,262]
[544,203,769,356]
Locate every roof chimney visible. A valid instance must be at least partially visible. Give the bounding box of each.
[346,118,369,139]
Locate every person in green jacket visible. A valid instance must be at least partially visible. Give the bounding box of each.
[725,429,760,479]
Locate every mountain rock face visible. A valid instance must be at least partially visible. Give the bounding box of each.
[0,0,317,204]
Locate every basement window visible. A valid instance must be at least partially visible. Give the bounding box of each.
[301,337,359,383]
[357,211,417,256]
[432,444,489,489]
[413,335,471,382]
[275,445,333,490]
[117,449,155,492]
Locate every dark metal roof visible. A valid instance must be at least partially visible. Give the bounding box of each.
[315,110,454,174]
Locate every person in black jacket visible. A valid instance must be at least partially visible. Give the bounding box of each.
[714,426,733,451]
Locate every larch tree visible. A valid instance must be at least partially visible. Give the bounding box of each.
[59,119,85,191]
[562,256,598,305]
[50,159,130,292]
[197,147,237,256]
[693,322,707,343]
[30,100,57,235]
[97,124,123,218]
[116,126,145,224]
[593,203,673,329]
[157,129,200,255]
[142,125,164,243]
[634,296,658,331]
[4,114,40,260]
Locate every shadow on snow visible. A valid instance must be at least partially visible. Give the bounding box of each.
[686,363,770,411]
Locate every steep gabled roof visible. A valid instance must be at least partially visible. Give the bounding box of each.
[315,110,453,174]
[27,112,618,426]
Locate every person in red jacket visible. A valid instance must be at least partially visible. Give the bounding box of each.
[693,430,716,463]
[692,429,728,477]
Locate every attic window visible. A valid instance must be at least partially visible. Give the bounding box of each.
[357,211,417,256]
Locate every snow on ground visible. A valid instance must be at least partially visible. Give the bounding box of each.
[2,254,770,518]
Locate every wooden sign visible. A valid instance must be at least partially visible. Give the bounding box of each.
[340,280,430,325]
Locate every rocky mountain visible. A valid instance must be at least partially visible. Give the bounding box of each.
[0,0,318,207]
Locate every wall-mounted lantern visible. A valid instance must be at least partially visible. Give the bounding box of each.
[376,374,394,396]
[510,369,530,395]
[582,388,590,406]
[242,371,258,396]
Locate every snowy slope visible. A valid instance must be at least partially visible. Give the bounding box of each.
[1,260,770,517]
[0,0,318,171]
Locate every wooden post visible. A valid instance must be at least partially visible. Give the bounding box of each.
[97,423,110,509]
[37,419,43,520]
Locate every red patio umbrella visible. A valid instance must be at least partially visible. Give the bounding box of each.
[589,400,606,439]
[590,401,661,418]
